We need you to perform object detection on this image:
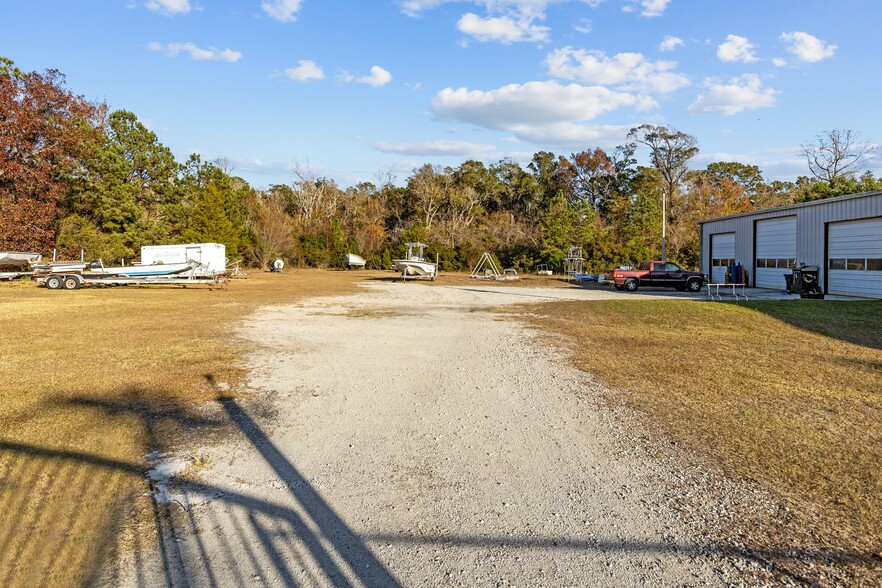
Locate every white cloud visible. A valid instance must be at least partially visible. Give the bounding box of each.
[283,60,324,81]
[781,31,837,63]
[372,140,496,157]
[772,57,787,68]
[148,42,242,62]
[545,47,689,93]
[512,123,632,147]
[399,1,593,18]
[573,18,592,34]
[694,148,807,181]
[146,0,191,15]
[261,0,304,22]
[398,1,607,44]
[640,0,670,17]
[688,74,778,116]
[397,0,449,17]
[358,66,393,87]
[659,35,684,52]
[432,80,645,146]
[717,34,759,63]
[457,13,549,43]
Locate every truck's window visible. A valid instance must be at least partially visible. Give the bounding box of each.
[665,262,682,272]
[652,262,665,271]
[638,262,651,270]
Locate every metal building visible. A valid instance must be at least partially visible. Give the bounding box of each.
[699,190,882,298]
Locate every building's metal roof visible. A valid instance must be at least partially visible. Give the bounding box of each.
[698,189,882,224]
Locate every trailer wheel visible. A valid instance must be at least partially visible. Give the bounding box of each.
[45,275,64,290]
[62,275,82,290]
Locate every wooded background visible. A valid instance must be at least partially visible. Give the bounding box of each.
[3,58,878,272]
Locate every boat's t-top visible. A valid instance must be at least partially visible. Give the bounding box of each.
[403,242,428,261]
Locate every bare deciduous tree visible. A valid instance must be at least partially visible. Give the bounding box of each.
[800,129,876,186]
[290,166,340,222]
[249,194,295,269]
[627,124,699,260]
[408,164,449,230]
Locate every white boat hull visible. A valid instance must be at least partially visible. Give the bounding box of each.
[0,251,42,271]
[344,253,366,268]
[393,260,437,277]
[85,261,196,277]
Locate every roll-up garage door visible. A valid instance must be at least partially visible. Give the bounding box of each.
[755,217,796,289]
[828,217,882,298]
[710,233,735,283]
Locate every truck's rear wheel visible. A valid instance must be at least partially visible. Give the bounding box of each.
[624,278,639,292]
[45,275,63,290]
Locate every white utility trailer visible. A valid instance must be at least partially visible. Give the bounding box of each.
[140,243,227,277]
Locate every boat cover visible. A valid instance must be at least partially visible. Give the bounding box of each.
[0,252,42,271]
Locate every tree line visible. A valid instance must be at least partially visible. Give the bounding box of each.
[2,58,879,272]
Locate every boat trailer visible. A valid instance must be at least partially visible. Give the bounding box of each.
[36,266,227,291]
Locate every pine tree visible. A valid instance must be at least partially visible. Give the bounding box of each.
[183,184,240,256]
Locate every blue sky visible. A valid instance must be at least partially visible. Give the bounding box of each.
[3,0,880,188]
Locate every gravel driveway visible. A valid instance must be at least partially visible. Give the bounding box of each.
[109,282,751,587]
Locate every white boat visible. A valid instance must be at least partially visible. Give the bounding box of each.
[83,259,199,278]
[393,242,437,280]
[344,253,366,268]
[0,251,42,271]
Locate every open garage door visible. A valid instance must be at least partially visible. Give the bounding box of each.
[828,217,882,298]
[710,233,735,283]
[755,217,796,289]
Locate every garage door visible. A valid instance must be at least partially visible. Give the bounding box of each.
[828,217,882,298]
[755,217,796,289]
[710,233,735,283]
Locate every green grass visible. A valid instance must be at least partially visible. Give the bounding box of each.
[520,299,882,566]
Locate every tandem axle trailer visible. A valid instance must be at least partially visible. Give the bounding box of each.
[36,269,227,291]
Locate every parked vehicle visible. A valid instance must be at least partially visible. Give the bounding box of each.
[612,261,705,292]
[35,243,227,291]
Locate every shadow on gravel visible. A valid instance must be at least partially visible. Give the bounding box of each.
[0,392,401,587]
[2,393,877,587]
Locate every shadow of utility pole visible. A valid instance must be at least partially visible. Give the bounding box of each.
[3,392,876,587]
[214,394,401,587]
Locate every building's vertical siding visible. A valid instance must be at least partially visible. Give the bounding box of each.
[700,191,882,293]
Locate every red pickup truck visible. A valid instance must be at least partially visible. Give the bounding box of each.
[612,261,705,292]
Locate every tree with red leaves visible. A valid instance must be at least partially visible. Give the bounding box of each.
[0,57,103,252]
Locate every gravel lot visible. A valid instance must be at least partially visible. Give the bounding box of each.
[108,281,777,587]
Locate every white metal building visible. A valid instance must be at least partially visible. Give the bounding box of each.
[699,190,882,298]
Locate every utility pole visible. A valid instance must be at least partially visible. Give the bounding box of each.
[661,194,666,261]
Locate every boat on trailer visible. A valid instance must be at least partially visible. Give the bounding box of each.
[0,251,42,271]
[393,242,437,281]
[83,259,198,278]
[0,252,43,280]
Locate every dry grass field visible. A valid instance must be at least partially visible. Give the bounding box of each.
[0,269,369,587]
[3,270,880,585]
[520,298,882,574]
